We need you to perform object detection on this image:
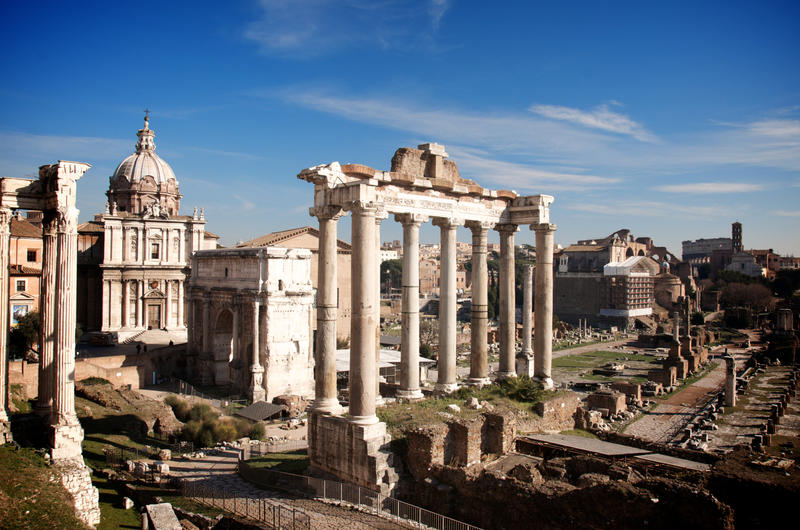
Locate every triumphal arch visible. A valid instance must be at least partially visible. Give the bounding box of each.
[299,143,556,492]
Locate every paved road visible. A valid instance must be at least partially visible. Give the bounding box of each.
[168,448,403,529]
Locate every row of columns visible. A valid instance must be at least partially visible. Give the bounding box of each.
[311,201,557,426]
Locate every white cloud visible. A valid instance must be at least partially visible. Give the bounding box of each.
[775,210,800,217]
[233,194,256,211]
[748,119,800,138]
[244,0,451,56]
[529,103,659,143]
[567,201,731,218]
[654,182,765,193]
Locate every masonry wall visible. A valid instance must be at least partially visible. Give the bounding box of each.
[554,274,603,324]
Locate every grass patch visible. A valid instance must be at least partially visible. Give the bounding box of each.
[655,361,720,401]
[9,384,32,414]
[0,445,91,529]
[560,429,599,439]
[246,450,310,474]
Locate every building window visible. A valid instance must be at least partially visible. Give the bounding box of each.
[151,242,160,260]
[16,279,25,292]
[27,249,37,262]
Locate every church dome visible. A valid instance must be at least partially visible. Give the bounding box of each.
[106,115,182,216]
[111,117,177,186]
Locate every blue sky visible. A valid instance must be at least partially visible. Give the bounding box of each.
[1,1,798,256]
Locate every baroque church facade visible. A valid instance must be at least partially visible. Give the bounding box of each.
[77,116,217,338]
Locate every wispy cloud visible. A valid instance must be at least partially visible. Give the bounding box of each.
[654,182,765,193]
[233,194,256,211]
[775,210,800,217]
[529,103,659,143]
[567,201,731,218]
[244,0,452,56]
[186,146,263,160]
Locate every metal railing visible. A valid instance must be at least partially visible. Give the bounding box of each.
[181,479,310,530]
[238,453,481,530]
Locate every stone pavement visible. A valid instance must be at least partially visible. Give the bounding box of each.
[624,347,748,443]
[169,447,403,529]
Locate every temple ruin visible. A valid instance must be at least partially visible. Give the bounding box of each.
[299,143,556,491]
[0,161,101,525]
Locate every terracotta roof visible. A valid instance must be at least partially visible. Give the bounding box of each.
[235,226,352,251]
[204,230,219,239]
[10,264,41,275]
[10,218,41,239]
[78,221,105,234]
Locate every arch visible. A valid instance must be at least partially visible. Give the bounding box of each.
[213,308,234,385]
[626,248,634,258]
[637,249,645,256]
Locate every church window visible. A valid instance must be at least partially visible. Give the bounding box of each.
[27,249,37,262]
[16,280,26,292]
[151,242,160,260]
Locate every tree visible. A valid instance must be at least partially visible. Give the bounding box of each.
[380,259,403,295]
[9,311,40,359]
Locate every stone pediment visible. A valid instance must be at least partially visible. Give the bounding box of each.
[10,292,35,301]
[143,289,165,299]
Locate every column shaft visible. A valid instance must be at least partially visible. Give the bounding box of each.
[374,212,387,404]
[165,280,172,329]
[0,209,11,431]
[497,225,517,378]
[522,265,533,355]
[177,280,184,328]
[396,214,424,399]
[36,213,57,419]
[534,223,556,389]
[136,281,143,327]
[249,298,265,401]
[434,217,459,393]
[313,209,341,412]
[348,202,378,423]
[467,222,490,384]
[122,280,130,327]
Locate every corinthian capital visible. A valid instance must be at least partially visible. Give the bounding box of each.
[310,205,343,221]
[394,213,428,227]
[344,200,378,215]
[0,207,11,236]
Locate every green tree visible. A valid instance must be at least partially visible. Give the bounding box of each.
[9,311,40,359]
[380,259,403,295]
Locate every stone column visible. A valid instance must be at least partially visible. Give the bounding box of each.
[165,280,172,329]
[136,280,143,328]
[534,223,557,389]
[673,311,680,341]
[249,298,265,402]
[231,298,240,386]
[347,200,378,424]
[312,206,342,413]
[396,213,425,399]
[200,293,212,384]
[0,208,11,442]
[725,355,737,407]
[35,211,57,420]
[466,221,492,386]
[496,224,518,379]
[433,217,460,393]
[101,279,110,330]
[178,280,185,328]
[375,209,388,405]
[122,280,130,327]
[521,265,533,356]
[45,161,90,461]
[186,293,195,350]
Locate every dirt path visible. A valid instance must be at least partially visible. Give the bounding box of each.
[624,345,750,443]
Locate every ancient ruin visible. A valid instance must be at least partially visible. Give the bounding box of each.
[0,161,101,525]
[299,143,556,491]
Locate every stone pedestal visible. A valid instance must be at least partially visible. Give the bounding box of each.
[307,411,398,496]
[515,354,534,378]
[249,364,266,402]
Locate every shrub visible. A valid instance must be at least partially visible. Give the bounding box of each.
[249,422,266,441]
[164,395,191,421]
[181,420,202,442]
[189,403,218,423]
[80,377,111,386]
[213,419,239,443]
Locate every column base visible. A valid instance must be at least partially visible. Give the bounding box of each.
[465,377,491,387]
[534,376,554,390]
[0,419,12,445]
[396,388,425,401]
[249,386,266,403]
[515,354,535,378]
[434,382,460,394]
[50,420,85,462]
[312,398,344,415]
[349,414,380,425]
[495,371,516,381]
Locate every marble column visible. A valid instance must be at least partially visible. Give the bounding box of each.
[177,280,185,328]
[521,264,534,356]
[47,162,90,461]
[249,298,265,402]
[122,280,130,327]
[724,355,736,407]
[433,217,460,393]
[136,280,143,328]
[673,311,680,341]
[35,211,57,419]
[0,208,11,442]
[496,224,518,379]
[165,280,172,329]
[312,207,342,413]
[534,223,557,389]
[396,213,425,399]
[375,209,388,405]
[348,200,378,424]
[466,221,491,386]
[101,280,110,330]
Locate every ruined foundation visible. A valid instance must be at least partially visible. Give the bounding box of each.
[58,459,102,527]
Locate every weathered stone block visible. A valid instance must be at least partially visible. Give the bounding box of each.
[533,392,581,431]
[610,382,642,404]
[483,411,516,455]
[587,390,626,416]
